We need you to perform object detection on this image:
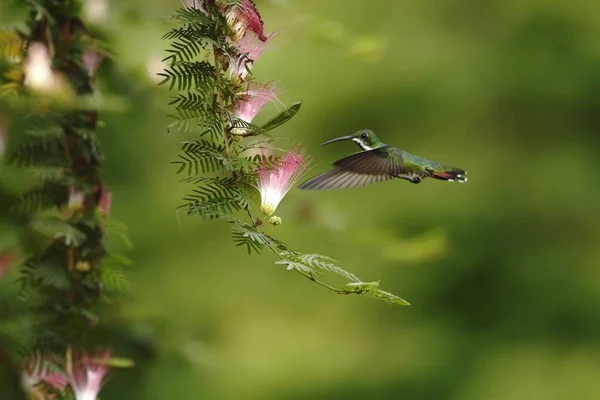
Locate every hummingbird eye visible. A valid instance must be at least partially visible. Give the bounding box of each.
[361,132,369,139]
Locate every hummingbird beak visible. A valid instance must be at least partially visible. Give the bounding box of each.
[321,136,353,146]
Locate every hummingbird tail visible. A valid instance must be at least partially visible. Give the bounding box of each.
[431,167,467,183]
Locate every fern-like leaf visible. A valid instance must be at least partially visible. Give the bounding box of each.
[30,216,86,247]
[100,259,131,292]
[20,259,70,291]
[0,29,23,60]
[7,127,68,167]
[231,223,288,254]
[158,61,215,92]
[181,178,244,219]
[164,36,206,63]
[276,252,362,283]
[342,282,411,306]
[172,139,230,176]
[14,183,67,215]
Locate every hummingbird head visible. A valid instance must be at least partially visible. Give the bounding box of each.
[322,129,383,151]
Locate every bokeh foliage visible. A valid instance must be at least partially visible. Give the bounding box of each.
[2,0,600,399]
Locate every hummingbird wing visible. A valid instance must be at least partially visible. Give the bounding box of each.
[297,169,394,190]
[333,146,403,175]
[298,147,402,190]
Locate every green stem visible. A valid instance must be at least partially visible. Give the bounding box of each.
[292,268,359,296]
[263,240,360,296]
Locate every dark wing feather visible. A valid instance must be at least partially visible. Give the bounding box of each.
[298,169,394,190]
[298,147,401,190]
[333,147,403,175]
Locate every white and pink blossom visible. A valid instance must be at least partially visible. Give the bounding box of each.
[24,42,56,91]
[83,49,103,77]
[68,187,85,211]
[98,189,112,217]
[221,0,267,42]
[84,0,109,24]
[181,0,206,13]
[21,353,68,396]
[257,150,310,216]
[230,32,276,80]
[233,81,279,125]
[70,349,111,400]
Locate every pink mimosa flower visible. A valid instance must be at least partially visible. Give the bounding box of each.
[258,150,310,216]
[70,349,111,400]
[181,0,206,13]
[221,0,267,41]
[82,49,103,77]
[0,126,5,156]
[98,189,112,217]
[0,251,14,279]
[233,81,278,125]
[230,32,276,80]
[21,354,68,396]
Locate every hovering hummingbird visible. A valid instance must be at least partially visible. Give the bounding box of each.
[298,129,467,190]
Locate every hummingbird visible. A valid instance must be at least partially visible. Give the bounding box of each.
[298,129,467,190]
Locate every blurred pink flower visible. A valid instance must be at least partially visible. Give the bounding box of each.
[84,0,109,24]
[222,0,267,41]
[24,42,56,91]
[98,189,111,217]
[0,126,5,156]
[83,49,103,77]
[0,251,14,279]
[233,81,278,124]
[257,150,310,216]
[68,187,85,210]
[70,349,111,400]
[21,353,68,396]
[230,32,276,80]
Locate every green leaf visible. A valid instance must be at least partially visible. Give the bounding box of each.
[30,217,86,247]
[172,140,229,176]
[105,219,133,249]
[343,282,411,306]
[260,102,302,132]
[0,29,23,60]
[23,260,70,290]
[100,258,131,292]
[13,183,66,215]
[276,251,361,283]
[232,223,288,254]
[158,61,215,92]
[90,357,135,368]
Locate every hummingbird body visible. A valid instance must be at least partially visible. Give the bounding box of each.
[298,129,467,190]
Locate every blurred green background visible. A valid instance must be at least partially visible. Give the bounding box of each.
[2,0,600,399]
